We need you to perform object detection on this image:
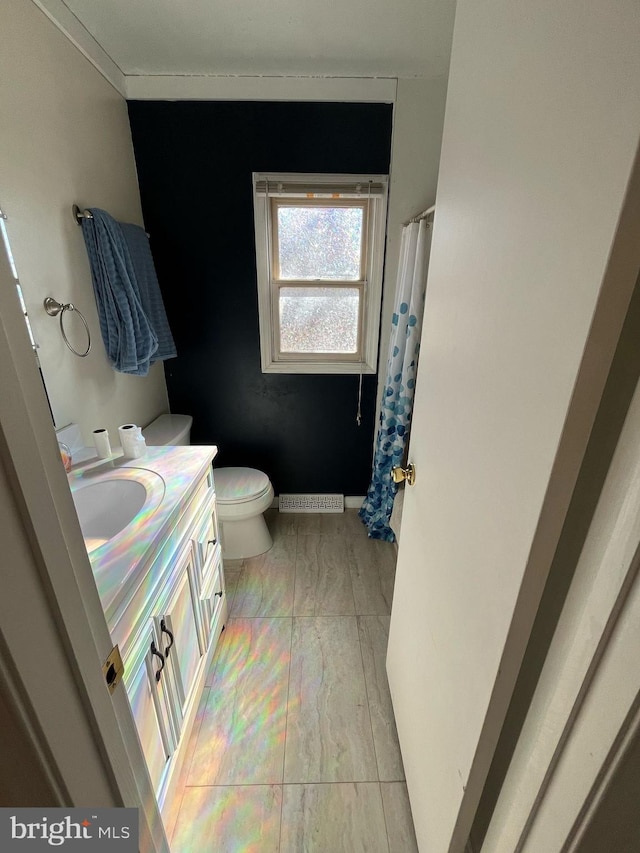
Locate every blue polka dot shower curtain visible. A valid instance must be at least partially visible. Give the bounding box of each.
[360,219,431,540]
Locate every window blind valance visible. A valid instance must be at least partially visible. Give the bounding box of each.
[254,173,388,199]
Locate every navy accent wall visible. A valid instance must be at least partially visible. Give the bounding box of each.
[127,101,393,495]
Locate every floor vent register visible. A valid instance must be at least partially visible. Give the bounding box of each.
[279,494,344,513]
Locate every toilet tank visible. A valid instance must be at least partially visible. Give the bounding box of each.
[143,414,193,446]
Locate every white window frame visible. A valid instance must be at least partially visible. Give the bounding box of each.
[253,172,388,374]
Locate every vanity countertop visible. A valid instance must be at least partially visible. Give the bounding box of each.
[68,445,218,623]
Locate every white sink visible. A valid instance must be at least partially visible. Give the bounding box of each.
[70,468,165,552]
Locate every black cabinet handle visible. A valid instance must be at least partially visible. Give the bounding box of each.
[207,537,217,547]
[214,590,223,598]
[150,639,165,682]
[160,619,174,658]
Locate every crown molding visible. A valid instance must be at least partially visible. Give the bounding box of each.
[125,74,397,102]
[31,0,126,95]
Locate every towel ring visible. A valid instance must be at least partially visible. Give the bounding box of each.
[44,297,91,357]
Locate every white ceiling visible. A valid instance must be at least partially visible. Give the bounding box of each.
[53,0,456,79]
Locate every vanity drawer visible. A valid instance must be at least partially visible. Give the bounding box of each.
[199,553,225,644]
[192,501,220,591]
[189,465,215,515]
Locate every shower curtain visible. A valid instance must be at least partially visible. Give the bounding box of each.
[360,219,431,540]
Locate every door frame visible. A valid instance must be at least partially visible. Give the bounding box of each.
[482,380,640,850]
[0,249,168,851]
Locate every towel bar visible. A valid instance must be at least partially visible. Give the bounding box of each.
[73,204,150,237]
[72,204,93,225]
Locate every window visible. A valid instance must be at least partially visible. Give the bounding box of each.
[253,173,388,373]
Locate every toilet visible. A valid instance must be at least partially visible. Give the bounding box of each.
[143,414,274,560]
[142,413,193,446]
[213,467,274,560]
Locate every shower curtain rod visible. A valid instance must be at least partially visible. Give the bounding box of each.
[404,204,435,226]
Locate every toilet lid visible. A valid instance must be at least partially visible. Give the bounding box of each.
[214,467,271,504]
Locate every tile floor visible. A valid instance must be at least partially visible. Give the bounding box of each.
[167,509,418,852]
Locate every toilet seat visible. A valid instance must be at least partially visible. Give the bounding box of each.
[214,467,272,505]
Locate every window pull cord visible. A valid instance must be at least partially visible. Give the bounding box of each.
[356,366,363,426]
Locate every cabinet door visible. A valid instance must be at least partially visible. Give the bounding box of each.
[123,624,176,795]
[161,542,204,725]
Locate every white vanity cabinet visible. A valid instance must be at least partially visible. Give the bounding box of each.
[97,450,227,821]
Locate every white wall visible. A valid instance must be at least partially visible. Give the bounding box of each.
[0,0,168,446]
[377,77,447,397]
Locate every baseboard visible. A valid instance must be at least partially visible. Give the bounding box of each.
[345,496,365,509]
[270,496,364,510]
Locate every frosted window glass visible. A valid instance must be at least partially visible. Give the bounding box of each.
[277,206,363,280]
[279,287,359,353]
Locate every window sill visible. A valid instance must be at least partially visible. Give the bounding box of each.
[261,360,376,375]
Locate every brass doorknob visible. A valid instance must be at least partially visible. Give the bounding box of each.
[391,463,416,486]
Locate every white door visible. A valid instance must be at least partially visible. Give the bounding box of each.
[385,3,640,852]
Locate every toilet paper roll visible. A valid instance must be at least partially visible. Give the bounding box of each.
[119,424,141,459]
[93,428,112,459]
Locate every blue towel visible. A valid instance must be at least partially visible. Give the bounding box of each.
[81,209,174,375]
[119,222,176,365]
